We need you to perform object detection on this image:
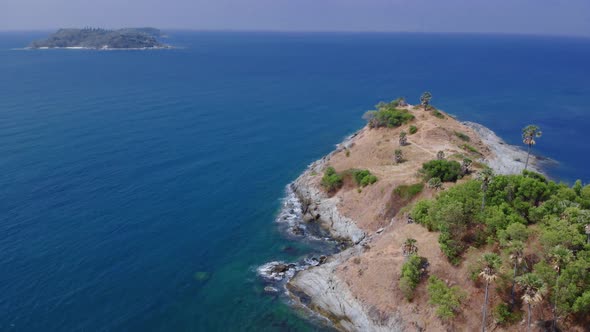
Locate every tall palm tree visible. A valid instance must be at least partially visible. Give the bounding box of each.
[478,167,494,211]
[399,131,408,146]
[517,273,547,332]
[479,253,502,332]
[522,125,542,171]
[461,158,472,176]
[402,238,418,258]
[420,92,432,111]
[507,241,526,309]
[548,245,573,331]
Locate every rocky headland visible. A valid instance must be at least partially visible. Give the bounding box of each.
[261,102,555,331]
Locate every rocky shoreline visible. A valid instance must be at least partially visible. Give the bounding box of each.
[260,120,550,331]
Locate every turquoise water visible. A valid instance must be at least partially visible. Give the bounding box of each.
[1,32,589,331]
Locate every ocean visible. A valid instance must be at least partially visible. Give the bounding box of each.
[0,31,589,331]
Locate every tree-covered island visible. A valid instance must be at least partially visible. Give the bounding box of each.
[29,28,168,50]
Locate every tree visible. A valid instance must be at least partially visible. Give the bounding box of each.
[402,238,418,258]
[399,131,408,146]
[437,151,445,160]
[585,224,590,245]
[427,275,466,320]
[420,91,433,111]
[394,149,403,164]
[517,273,547,332]
[428,177,443,190]
[478,167,495,210]
[548,245,573,331]
[522,125,542,171]
[507,241,526,309]
[479,253,502,332]
[461,158,472,176]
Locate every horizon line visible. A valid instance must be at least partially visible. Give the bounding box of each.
[1,28,589,40]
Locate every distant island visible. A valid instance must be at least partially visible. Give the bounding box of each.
[29,28,169,50]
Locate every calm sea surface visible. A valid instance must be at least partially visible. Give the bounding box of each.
[1,31,589,331]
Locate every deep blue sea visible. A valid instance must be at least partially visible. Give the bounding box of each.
[1,31,589,331]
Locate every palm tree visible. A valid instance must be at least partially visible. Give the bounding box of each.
[548,245,573,331]
[461,158,472,175]
[394,149,403,164]
[428,177,442,190]
[522,125,542,171]
[399,131,408,146]
[507,241,525,309]
[402,238,418,258]
[420,92,432,111]
[517,273,547,332]
[437,151,445,160]
[478,167,494,210]
[479,253,502,332]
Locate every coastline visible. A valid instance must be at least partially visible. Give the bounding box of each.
[264,117,550,331]
[25,45,173,51]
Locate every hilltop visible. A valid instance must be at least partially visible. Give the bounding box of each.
[273,98,590,331]
[29,28,168,50]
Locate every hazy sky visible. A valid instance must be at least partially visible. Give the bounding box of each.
[2,0,590,36]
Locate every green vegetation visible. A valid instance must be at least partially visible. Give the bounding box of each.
[363,100,414,128]
[522,125,542,171]
[432,109,445,119]
[494,302,521,325]
[428,177,443,190]
[421,159,462,182]
[351,169,378,187]
[30,28,165,49]
[461,143,481,155]
[409,125,418,134]
[410,171,590,329]
[321,167,343,192]
[454,131,471,142]
[420,92,433,111]
[394,183,424,201]
[400,254,426,301]
[427,275,466,320]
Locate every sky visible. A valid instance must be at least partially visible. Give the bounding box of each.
[1,0,590,37]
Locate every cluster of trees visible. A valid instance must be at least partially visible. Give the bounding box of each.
[363,99,414,128]
[420,159,462,183]
[321,166,343,192]
[320,167,378,193]
[410,169,590,330]
[30,28,163,49]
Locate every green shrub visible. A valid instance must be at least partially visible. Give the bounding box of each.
[321,167,343,192]
[411,200,434,230]
[421,159,462,182]
[432,109,445,119]
[461,144,480,155]
[427,276,466,320]
[494,303,521,325]
[363,102,414,128]
[394,183,424,200]
[352,169,378,187]
[409,125,418,134]
[400,255,426,301]
[454,131,470,142]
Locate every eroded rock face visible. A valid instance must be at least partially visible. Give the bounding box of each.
[289,248,403,332]
[291,157,366,245]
